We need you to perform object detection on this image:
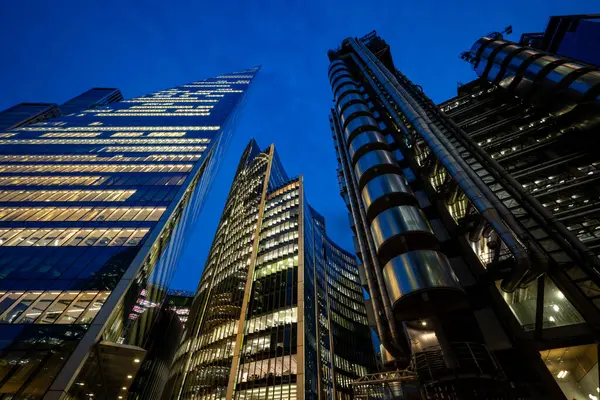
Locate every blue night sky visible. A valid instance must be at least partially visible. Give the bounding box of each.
[0,0,595,291]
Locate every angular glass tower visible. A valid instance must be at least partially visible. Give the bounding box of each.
[0,68,258,399]
[329,28,600,399]
[0,102,61,130]
[167,140,375,400]
[60,88,124,116]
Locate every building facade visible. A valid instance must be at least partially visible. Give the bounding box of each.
[0,68,258,399]
[328,29,600,399]
[60,88,124,117]
[167,140,374,400]
[519,14,600,67]
[0,102,61,130]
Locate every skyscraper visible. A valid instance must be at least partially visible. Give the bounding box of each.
[519,14,600,67]
[0,67,258,399]
[329,29,600,399]
[0,102,61,130]
[60,88,124,116]
[167,140,375,400]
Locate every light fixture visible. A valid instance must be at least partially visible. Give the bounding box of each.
[76,382,85,386]
[127,375,133,379]
[557,370,568,379]
[557,291,565,299]
[549,316,555,322]
[119,397,123,399]
[122,387,127,390]
[421,321,427,326]
[134,358,140,363]
[553,304,560,312]
[589,394,598,400]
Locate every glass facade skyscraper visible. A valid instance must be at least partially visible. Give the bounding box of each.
[167,140,375,400]
[0,68,258,399]
[60,88,124,117]
[0,102,61,130]
[329,28,600,399]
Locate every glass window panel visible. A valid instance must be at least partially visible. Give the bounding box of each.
[64,230,92,246]
[13,209,40,221]
[146,208,165,222]
[126,229,149,246]
[77,292,110,324]
[57,292,98,324]
[26,208,55,221]
[0,292,41,323]
[109,229,134,246]
[24,229,51,246]
[540,344,598,400]
[134,208,153,221]
[5,229,38,246]
[52,208,78,221]
[38,292,78,324]
[79,208,104,221]
[542,277,585,328]
[35,229,65,247]
[118,208,141,222]
[54,229,79,246]
[92,208,117,222]
[16,293,59,323]
[107,209,128,221]
[78,229,106,246]
[66,208,91,221]
[95,229,121,246]
[0,229,22,246]
[0,293,24,317]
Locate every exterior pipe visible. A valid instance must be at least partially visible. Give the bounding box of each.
[350,39,539,291]
[332,113,409,363]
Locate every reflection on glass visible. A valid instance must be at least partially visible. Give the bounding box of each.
[496,277,585,331]
[541,344,599,400]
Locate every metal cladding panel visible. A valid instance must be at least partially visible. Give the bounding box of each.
[476,40,509,78]
[332,76,357,96]
[353,149,398,187]
[348,130,388,162]
[361,173,414,211]
[544,63,586,87]
[344,115,379,142]
[340,103,371,127]
[334,82,360,100]
[524,55,563,78]
[382,250,465,320]
[488,45,522,82]
[336,92,365,114]
[502,49,541,78]
[330,69,352,86]
[566,70,600,99]
[369,205,432,249]
[328,60,346,78]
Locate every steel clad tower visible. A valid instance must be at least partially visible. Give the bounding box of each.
[329,25,600,399]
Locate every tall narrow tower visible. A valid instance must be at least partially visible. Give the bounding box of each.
[329,27,600,399]
[0,68,258,399]
[167,140,375,400]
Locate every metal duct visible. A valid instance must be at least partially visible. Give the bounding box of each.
[383,250,464,320]
[330,59,464,320]
[469,37,600,106]
[350,38,536,292]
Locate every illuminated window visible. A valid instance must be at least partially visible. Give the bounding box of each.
[102,146,206,153]
[0,190,135,202]
[540,344,598,400]
[0,164,193,173]
[0,227,149,247]
[0,138,209,145]
[0,176,107,186]
[40,132,102,138]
